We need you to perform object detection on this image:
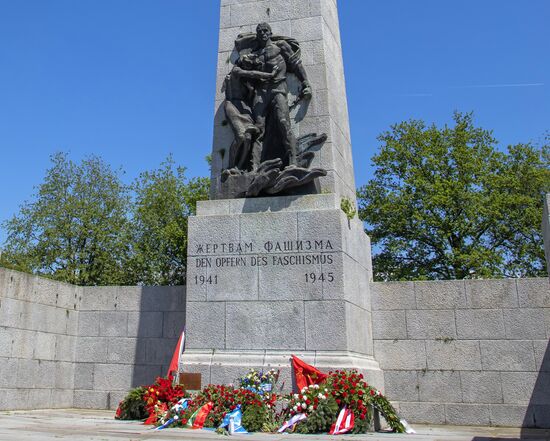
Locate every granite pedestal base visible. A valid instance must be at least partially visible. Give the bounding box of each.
[182,349,384,391]
[183,194,383,391]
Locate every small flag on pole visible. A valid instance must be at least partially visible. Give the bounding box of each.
[167,328,186,378]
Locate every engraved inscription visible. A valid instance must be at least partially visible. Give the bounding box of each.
[191,238,336,285]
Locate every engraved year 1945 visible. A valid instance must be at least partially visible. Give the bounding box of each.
[305,272,334,283]
[194,275,218,285]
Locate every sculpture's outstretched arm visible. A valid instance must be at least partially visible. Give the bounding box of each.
[232,65,278,81]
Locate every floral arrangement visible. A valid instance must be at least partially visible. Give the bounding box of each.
[115,386,147,420]
[115,374,185,424]
[157,383,279,432]
[115,367,405,434]
[238,368,279,393]
[323,370,405,433]
[281,370,404,434]
[285,384,338,433]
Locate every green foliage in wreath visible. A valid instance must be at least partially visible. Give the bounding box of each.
[294,397,338,434]
[372,395,405,433]
[242,403,270,432]
[116,386,147,420]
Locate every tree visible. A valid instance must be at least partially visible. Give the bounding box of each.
[128,156,209,285]
[357,112,549,281]
[1,153,210,286]
[1,153,132,285]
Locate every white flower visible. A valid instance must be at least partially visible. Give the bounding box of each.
[301,403,307,409]
[174,415,179,420]
[308,405,313,412]
[294,394,299,400]
[293,406,298,412]
[301,387,307,393]
[324,388,328,393]
[314,384,319,389]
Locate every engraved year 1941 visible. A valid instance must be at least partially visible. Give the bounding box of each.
[305,272,334,283]
[194,275,218,285]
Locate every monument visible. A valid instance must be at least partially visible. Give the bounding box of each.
[184,0,383,390]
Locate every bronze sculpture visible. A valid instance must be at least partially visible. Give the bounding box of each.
[220,22,327,198]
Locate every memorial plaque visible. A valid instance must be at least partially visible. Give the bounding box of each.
[178,373,202,391]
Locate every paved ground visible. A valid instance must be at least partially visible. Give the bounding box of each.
[0,409,548,441]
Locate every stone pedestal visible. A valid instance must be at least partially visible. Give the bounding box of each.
[184,194,384,390]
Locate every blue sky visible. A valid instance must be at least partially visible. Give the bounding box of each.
[0,0,548,244]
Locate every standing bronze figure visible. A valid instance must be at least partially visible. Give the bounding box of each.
[220,22,327,198]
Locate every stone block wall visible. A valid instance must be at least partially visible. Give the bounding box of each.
[372,278,550,428]
[2,265,549,428]
[73,285,185,410]
[0,269,79,409]
[0,268,185,411]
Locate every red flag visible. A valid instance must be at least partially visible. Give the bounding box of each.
[167,329,186,377]
[114,402,122,419]
[291,355,327,391]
